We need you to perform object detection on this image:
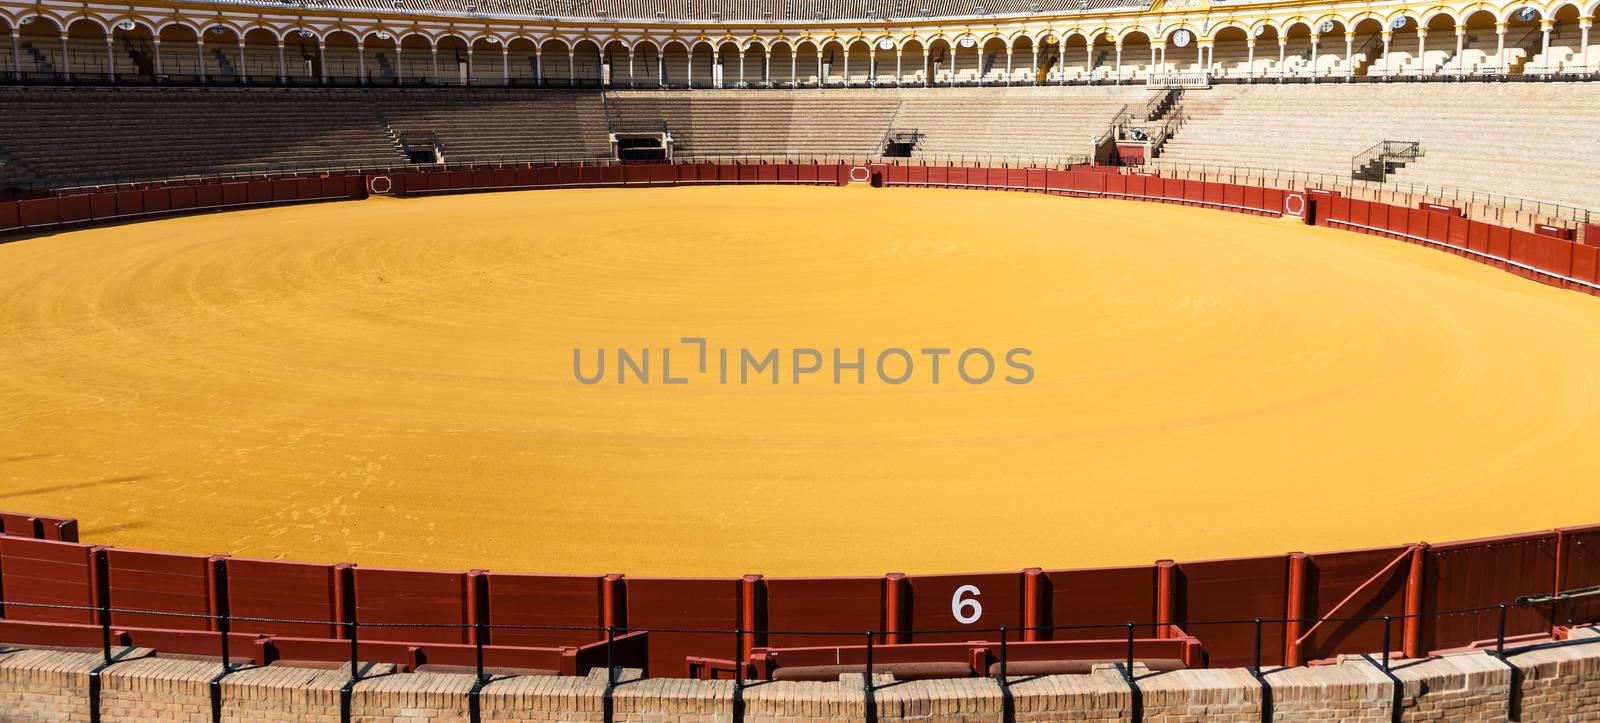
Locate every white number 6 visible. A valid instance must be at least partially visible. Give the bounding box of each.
[951,585,983,624]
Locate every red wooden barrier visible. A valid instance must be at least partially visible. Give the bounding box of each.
[485,572,609,648]
[1044,565,1161,641]
[0,537,99,624]
[225,557,344,639]
[1299,546,1410,662]
[104,549,217,632]
[761,576,882,650]
[1424,533,1558,652]
[1176,555,1288,668]
[352,567,473,644]
[625,578,741,677]
[902,571,1023,644]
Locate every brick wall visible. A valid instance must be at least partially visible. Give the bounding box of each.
[1,627,1596,722]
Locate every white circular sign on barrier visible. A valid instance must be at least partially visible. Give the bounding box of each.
[952,585,983,624]
[1284,192,1306,218]
[878,39,895,50]
[959,37,978,48]
[1171,29,1193,48]
[848,166,872,183]
[368,175,394,195]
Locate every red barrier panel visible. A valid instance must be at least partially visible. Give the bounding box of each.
[1467,220,1490,254]
[1425,533,1557,652]
[244,181,272,204]
[1488,226,1512,265]
[353,567,472,644]
[908,165,928,185]
[1571,244,1599,284]
[485,573,606,648]
[1261,189,1285,217]
[55,194,91,225]
[516,167,539,186]
[777,164,799,182]
[949,167,969,187]
[757,165,779,182]
[471,170,496,189]
[296,178,321,199]
[626,578,741,677]
[1045,565,1160,641]
[762,577,882,650]
[1177,555,1288,667]
[322,176,349,198]
[1409,208,1431,239]
[221,183,248,206]
[1221,184,1245,210]
[1104,173,1127,196]
[1557,524,1600,625]
[225,557,343,639]
[17,198,58,227]
[598,166,622,185]
[1448,215,1470,249]
[903,572,1022,644]
[169,186,197,211]
[0,200,17,232]
[797,164,818,183]
[1026,168,1047,191]
[1073,171,1106,195]
[556,166,581,186]
[579,167,605,186]
[1006,168,1027,188]
[817,164,841,185]
[1425,211,1449,244]
[1203,182,1224,207]
[621,165,646,185]
[1044,169,1068,192]
[1586,224,1600,248]
[105,549,215,632]
[0,537,98,624]
[1237,185,1261,213]
[534,166,559,187]
[268,180,296,203]
[1300,547,1409,661]
[1540,236,1574,278]
[733,165,755,182]
[140,188,170,213]
[1510,229,1540,270]
[718,165,738,182]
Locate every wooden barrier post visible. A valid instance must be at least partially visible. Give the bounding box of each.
[1403,544,1427,659]
[1154,560,1176,639]
[1022,568,1044,642]
[740,574,763,663]
[1284,552,1309,667]
[884,573,908,644]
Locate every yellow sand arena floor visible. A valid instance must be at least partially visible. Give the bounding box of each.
[3,186,1599,576]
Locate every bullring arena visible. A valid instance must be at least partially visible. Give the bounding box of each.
[4,0,1600,718]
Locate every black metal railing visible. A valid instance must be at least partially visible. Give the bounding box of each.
[0,586,1596,723]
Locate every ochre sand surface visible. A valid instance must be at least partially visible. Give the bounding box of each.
[3,186,1599,576]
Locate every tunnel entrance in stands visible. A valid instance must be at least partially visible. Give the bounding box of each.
[882,130,921,159]
[612,125,673,162]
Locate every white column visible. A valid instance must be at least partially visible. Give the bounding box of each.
[1148,44,1156,80]
[896,49,902,86]
[1540,19,1553,75]
[688,50,694,88]
[815,52,821,88]
[739,50,746,88]
[430,47,438,83]
[1494,23,1507,73]
[1278,37,1288,79]
[152,37,163,76]
[106,37,117,81]
[59,34,70,81]
[1582,19,1593,74]
[10,31,21,81]
[1309,36,1319,79]
[627,48,634,88]
[357,42,367,85]
[790,50,797,88]
[1415,29,1427,77]
[1115,43,1123,84]
[317,40,327,84]
[1247,39,1256,81]
[276,40,285,83]
[1005,47,1013,85]
[1031,45,1038,84]
[535,49,543,86]
[237,41,246,83]
[502,46,510,84]
[869,49,877,86]
[567,48,575,87]
[1344,35,1352,79]
[764,48,772,87]
[466,47,474,85]
[1455,27,1465,75]
[843,49,849,86]
[395,44,404,84]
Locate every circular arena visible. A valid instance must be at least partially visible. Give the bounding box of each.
[3,0,1600,716]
